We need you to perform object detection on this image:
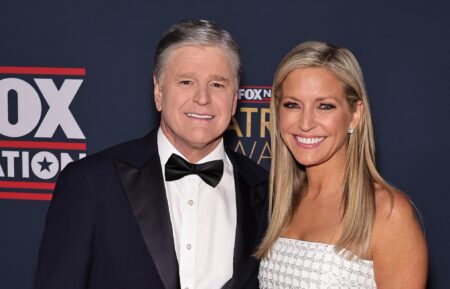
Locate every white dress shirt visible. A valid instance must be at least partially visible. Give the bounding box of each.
[157,128,237,289]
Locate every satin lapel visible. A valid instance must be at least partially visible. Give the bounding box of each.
[115,153,179,289]
[229,171,248,289]
[226,158,265,289]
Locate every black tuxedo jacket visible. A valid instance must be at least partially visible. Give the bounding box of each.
[34,130,268,289]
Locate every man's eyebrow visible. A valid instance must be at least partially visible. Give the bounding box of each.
[210,75,230,82]
[176,73,195,79]
[175,73,231,83]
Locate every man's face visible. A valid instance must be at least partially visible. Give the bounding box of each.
[154,45,238,162]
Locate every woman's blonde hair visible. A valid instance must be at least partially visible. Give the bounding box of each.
[256,41,393,259]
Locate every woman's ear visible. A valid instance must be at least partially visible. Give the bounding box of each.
[349,100,364,130]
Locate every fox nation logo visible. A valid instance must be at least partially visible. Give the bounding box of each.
[0,66,87,201]
[226,86,272,170]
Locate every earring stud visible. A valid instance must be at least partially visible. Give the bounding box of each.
[348,128,355,134]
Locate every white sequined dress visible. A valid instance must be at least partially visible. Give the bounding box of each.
[258,238,377,289]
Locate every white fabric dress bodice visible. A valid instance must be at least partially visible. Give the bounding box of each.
[259,238,377,289]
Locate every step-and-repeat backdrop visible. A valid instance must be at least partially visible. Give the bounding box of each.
[1,1,449,288]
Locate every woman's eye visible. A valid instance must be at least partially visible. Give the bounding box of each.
[282,102,299,109]
[319,103,336,110]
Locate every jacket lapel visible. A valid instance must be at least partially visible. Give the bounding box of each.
[114,131,179,289]
[225,150,268,289]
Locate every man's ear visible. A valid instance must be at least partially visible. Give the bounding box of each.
[153,75,162,112]
[350,100,364,130]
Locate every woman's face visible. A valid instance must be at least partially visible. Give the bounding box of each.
[279,67,362,169]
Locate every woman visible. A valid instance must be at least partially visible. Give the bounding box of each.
[257,41,427,288]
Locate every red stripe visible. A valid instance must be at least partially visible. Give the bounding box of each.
[0,181,55,190]
[238,99,271,103]
[0,192,52,201]
[0,140,86,150]
[239,85,272,89]
[0,66,86,76]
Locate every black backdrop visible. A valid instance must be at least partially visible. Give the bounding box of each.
[1,1,449,288]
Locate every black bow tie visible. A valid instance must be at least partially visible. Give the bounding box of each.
[164,153,224,188]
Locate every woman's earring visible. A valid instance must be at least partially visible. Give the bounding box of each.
[348,128,355,134]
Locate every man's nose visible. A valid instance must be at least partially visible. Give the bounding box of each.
[193,85,211,105]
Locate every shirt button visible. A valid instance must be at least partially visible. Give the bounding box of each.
[186,244,192,250]
[188,200,194,206]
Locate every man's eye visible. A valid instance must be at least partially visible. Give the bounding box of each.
[282,102,298,109]
[211,82,225,88]
[179,80,192,85]
[319,103,336,110]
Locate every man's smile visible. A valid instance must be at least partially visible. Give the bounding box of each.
[186,112,215,119]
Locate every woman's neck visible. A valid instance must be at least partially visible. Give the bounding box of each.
[303,150,347,200]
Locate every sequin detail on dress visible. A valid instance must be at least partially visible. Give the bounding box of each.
[259,238,376,289]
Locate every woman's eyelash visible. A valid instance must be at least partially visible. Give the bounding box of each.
[282,102,298,108]
[281,101,336,109]
[319,102,336,109]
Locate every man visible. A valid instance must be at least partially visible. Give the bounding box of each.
[34,19,268,289]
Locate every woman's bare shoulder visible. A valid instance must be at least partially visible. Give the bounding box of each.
[373,185,416,223]
[371,184,428,288]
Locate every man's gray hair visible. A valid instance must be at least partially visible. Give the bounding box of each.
[153,19,241,83]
